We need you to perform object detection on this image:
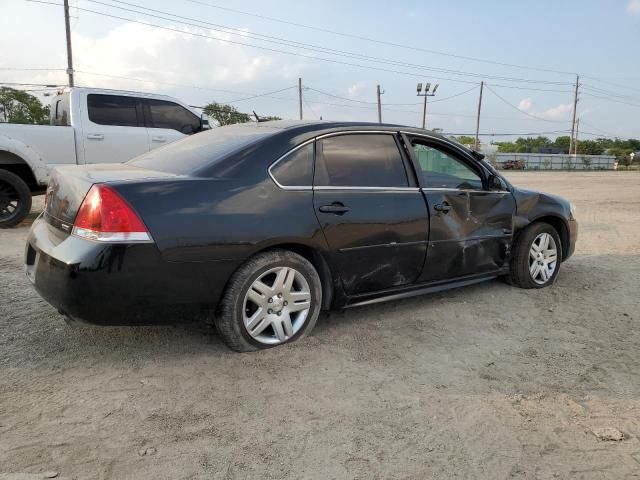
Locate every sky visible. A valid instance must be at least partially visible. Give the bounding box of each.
[1,0,639,141]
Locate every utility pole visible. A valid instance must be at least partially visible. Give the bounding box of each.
[376,85,383,123]
[298,77,303,120]
[474,81,484,151]
[574,118,580,155]
[569,74,579,155]
[63,0,74,87]
[416,82,438,129]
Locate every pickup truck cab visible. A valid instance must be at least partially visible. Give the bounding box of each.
[0,87,208,227]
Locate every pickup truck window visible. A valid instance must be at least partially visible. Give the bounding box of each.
[87,94,140,127]
[146,99,201,134]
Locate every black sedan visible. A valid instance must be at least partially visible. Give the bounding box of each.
[25,121,577,351]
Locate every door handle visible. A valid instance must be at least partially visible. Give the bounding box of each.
[151,136,167,143]
[319,203,350,215]
[86,133,104,140]
[434,202,452,213]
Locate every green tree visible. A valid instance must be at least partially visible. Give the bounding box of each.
[0,87,50,124]
[203,102,251,126]
[576,140,604,156]
[553,136,570,153]
[453,135,476,146]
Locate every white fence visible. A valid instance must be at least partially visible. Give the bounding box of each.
[489,153,617,170]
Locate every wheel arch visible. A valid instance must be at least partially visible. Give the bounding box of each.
[0,150,41,192]
[519,214,570,261]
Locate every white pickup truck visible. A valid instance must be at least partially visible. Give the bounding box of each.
[0,87,208,227]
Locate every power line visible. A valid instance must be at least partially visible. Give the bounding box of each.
[581,92,640,109]
[95,0,549,85]
[484,85,567,124]
[88,0,572,85]
[225,86,297,104]
[178,0,579,78]
[30,0,573,87]
[444,130,570,137]
[0,67,66,71]
[74,70,298,102]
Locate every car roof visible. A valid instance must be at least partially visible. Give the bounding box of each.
[225,119,451,141]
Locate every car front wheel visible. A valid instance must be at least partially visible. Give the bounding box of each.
[215,249,322,352]
[509,222,562,289]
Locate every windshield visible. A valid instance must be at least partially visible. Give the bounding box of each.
[128,123,278,175]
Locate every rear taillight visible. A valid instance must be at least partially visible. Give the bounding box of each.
[72,184,152,243]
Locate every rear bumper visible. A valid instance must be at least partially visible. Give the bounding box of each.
[25,215,237,325]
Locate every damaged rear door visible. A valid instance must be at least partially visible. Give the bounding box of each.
[403,134,515,282]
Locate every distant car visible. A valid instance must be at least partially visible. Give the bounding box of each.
[0,87,208,228]
[25,121,578,351]
[502,159,526,170]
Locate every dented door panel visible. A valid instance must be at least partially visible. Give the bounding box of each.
[419,189,515,282]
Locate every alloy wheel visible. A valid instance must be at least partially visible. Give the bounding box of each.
[242,266,312,345]
[528,232,558,285]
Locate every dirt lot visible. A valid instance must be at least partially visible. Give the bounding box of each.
[1,171,639,479]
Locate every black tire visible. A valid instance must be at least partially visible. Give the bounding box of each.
[508,222,562,289]
[0,169,32,228]
[215,249,322,352]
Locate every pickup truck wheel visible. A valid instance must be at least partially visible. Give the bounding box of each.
[215,249,322,352]
[0,170,32,228]
[508,222,562,289]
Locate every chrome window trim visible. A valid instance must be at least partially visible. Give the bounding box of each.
[314,186,420,192]
[268,138,315,191]
[315,130,398,140]
[268,129,410,191]
[420,187,509,194]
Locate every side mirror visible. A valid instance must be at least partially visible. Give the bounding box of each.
[200,114,210,130]
[488,174,503,190]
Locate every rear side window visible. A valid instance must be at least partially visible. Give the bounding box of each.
[87,94,139,127]
[146,99,201,134]
[270,143,313,187]
[315,134,408,187]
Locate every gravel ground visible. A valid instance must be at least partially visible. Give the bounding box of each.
[1,171,639,479]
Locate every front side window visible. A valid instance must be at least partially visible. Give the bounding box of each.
[411,142,483,190]
[270,143,313,187]
[315,134,408,187]
[87,94,139,127]
[147,99,201,134]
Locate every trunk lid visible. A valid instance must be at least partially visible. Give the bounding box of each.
[45,164,179,233]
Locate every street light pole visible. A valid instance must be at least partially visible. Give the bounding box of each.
[417,82,438,129]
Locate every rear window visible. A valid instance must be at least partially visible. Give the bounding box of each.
[128,124,276,175]
[315,134,408,187]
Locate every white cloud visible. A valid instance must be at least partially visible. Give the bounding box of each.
[518,97,532,111]
[627,0,640,13]
[540,103,573,120]
[71,23,289,89]
[347,81,367,98]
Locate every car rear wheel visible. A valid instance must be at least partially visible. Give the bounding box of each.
[508,222,562,289]
[215,249,322,352]
[0,170,32,228]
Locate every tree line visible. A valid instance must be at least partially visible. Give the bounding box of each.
[453,135,640,165]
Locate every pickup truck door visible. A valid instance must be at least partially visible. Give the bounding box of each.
[143,99,202,150]
[81,93,150,164]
